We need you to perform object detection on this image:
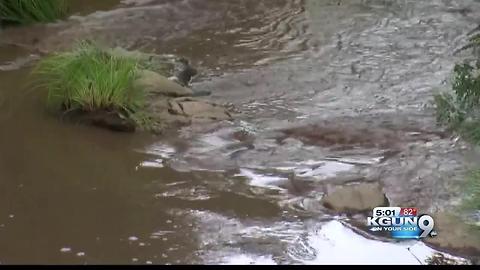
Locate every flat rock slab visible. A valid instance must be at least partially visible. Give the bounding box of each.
[173,98,233,121]
[145,97,233,134]
[322,182,389,212]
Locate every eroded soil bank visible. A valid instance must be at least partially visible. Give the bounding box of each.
[1,0,479,264]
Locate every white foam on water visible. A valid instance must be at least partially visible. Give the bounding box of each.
[137,143,177,169]
[221,255,277,265]
[138,160,164,169]
[294,161,355,178]
[142,143,176,158]
[128,236,139,242]
[197,134,232,151]
[235,168,287,190]
[289,221,464,265]
[60,247,72,253]
[208,219,468,265]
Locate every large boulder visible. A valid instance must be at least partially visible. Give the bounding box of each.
[134,69,194,97]
[322,182,389,212]
[109,47,197,86]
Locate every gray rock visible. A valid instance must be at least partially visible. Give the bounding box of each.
[143,97,233,134]
[134,69,194,97]
[322,182,389,212]
[173,97,233,121]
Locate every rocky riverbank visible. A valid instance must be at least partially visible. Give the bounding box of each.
[34,45,234,133]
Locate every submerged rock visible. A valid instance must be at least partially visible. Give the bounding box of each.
[321,182,389,212]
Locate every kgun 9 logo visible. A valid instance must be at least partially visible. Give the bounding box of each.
[367,207,437,239]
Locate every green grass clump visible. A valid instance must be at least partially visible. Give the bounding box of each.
[33,42,145,121]
[435,63,480,144]
[0,0,67,25]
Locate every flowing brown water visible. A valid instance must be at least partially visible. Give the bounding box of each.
[0,0,479,265]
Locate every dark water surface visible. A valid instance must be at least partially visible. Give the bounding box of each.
[0,0,479,264]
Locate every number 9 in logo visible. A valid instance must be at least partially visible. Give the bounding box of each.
[418,215,435,238]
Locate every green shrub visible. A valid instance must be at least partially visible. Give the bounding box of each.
[0,0,67,25]
[435,63,480,144]
[32,42,144,121]
[443,28,480,228]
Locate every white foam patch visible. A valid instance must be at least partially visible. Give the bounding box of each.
[189,210,468,265]
[137,143,177,169]
[138,160,164,169]
[290,221,463,265]
[235,169,287,190]
[142,143,176,159]
[294,161,354,178]
[198,134,232,150]
[175,132,236,164]
[221,255,277,265]
[263,160,355,180]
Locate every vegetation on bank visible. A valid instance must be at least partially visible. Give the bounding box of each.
[435,29,480,217]
[33,42,146,125]
[0,0,67,25]
[436,28,480,145]
[434,62,480,144]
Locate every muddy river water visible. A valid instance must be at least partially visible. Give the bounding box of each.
[1,0,480,265]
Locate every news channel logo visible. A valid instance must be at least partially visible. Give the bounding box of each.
[367,207,437,239]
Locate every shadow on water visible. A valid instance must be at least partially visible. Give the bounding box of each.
[68,0,122,16]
